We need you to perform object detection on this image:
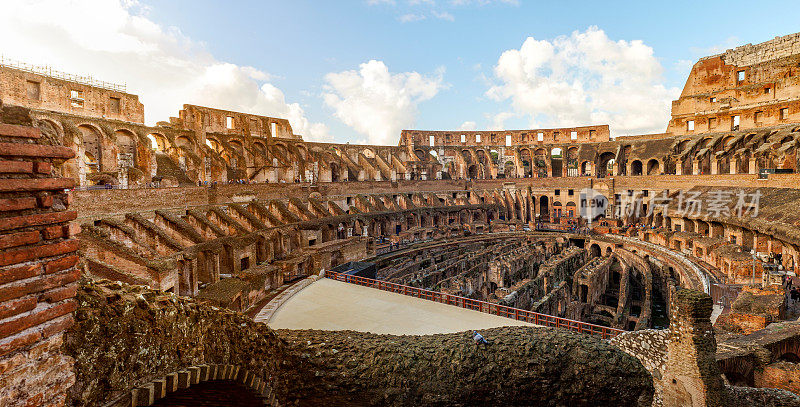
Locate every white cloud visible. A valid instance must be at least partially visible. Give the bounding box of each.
[399,13,427,22]
[0,0,331,141]
[431,11,455,21]
[450,0,519,5]
[458,121,477,130]
[371,0,517,22]
[323,60,445,145]
[486,26,680,136]
[490,112,514,130]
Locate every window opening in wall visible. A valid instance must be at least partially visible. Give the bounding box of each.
[250,118,258,133]
[570,131,577,140]
[69,90,84,108]
[643,190,649,197]
[781,107,789,120]
[555,189,560,196]
[754,111,763,124]
[708,117,716,130]
[226,116,234,129]
[537,132,544,142]
[505,134,512,146]
[271,122,278,137]
[737,70,745,82]
[460,134,466,143]
[452,192,457,199]
[764,87,771,94]
[568,189,574,196]
[308,238,316,246]
[553,132,559,141]
[240,256,250,271]
[26,81,40,101]
[589,130,595,139]
[429,135,435,146]
[710,97,716,103]
[731,115,740,130]
[109,97,121,114]
[687,120,694,131]
[346,197,352,205]
[476,134,481,143]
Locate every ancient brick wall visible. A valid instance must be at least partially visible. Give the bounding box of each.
[712,33,800,67]
[0,65,144,123]
[0,117,79,406]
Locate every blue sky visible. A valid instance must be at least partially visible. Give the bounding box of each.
[3,1,800,143]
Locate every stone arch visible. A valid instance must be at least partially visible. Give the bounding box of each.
[78,124,103,173]
[519,148,532,177]
[646,159,659,175]
[551,148,563,177]
[598,152,615,178]
[147,132,170,152]
[631,160,643,176]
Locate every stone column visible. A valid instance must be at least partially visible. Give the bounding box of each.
[662,290,727,407]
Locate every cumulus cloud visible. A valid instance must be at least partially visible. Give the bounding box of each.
[0,0,331,141]
[323,60,445,145]
[458,121,477,130]
[370,0,516,22]
[486,26,680,136]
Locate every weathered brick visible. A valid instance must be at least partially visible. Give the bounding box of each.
[0,161,33,174]
[0,239,79,267]
[0,124,41,139]
[0,211,77,232]
[0,300,76,339]
[44,255,78,275]
[0,197,37,212]
[39,315,74,340]
[0,297,37,321]
[0,142,73,159]
[39,285,77,304]
[41,225,65,240]
[37,195,53,208]
[0,264,41,285]
[33,162,51,174]
[0,231,39,250]
[0,268,79,303]
[0,330,40,357]
[0,178,74,192]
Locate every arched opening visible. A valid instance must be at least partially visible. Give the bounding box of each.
[646,159,659,175]
[539,196,549,221]
[503,161,516,178]
[78,124,103,174]
[147,133,169,152]
[520,149,532,178]
[631,160,643,176]
[590,244,601,258]
[598,152,615,178]
[467,164,478,179]
[551,148,563,177]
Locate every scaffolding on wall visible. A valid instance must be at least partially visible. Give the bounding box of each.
[0,55,127,93]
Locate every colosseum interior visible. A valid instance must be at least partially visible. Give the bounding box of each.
[5,28,800,407]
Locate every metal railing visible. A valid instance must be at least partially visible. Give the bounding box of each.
[325,271,624,339]
[0,56,127,92]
